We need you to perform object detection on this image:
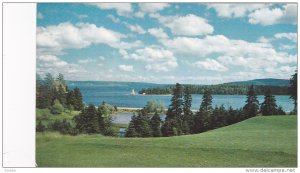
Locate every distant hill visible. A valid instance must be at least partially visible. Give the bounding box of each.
[224,78,290,87]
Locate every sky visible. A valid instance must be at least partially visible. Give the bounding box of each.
[37,3,297,84]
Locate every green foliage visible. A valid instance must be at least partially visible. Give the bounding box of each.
[260,89,278,116]
[51,99,64,114]
[74,104,100,134]
[36,120,46,132]
[143,100,165,114]
[289,71,297,112]
[150,112,162,137]
[125,115,138,137]
[140,84,289,95]
[243,85,259,118]
[199,90,213,112]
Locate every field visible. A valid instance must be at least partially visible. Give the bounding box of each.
[36,115,297,167]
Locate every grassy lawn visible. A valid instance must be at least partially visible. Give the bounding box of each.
[36,115,297,167]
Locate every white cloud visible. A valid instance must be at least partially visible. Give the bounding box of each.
[279,66,297,73]
[120,48,178,72]
[148,28,168,39]
[37,55,86,78]
[135,3,170,18]
[107,14,120,23]
[193,59,228,72]
[207,4,267,18]
[124,23,146,34]
[279,44,296,50]
[37,22,143,56]
[248,4,297,25]
[274,33,297,42]
[89,3,132,17]
[37,22,125,53]
[118,65,134,72]
[78,59,94,64]
[257,36,271,43]
[155,14,214,36]
[37,12,44,19]
[161,35,297,73]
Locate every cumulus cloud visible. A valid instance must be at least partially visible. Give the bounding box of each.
[119,48,178,72]
[248,4,297,25]
[193,59,228,72]
[37,22,143,56]
[124,23,146,34]
[135,3,170,18]
[118,65,134,72]
[161,35,297,73]
[207,4,267,18]
[148,28,168,39]
[37,55,86,78]
[89,3,132,17]
[274,32,297,42]
[155,14,214,36]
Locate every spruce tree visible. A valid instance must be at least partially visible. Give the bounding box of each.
[183,86,193,134]
[243,85,259,118]
[150,112,162,137]
[74,104,99,134]
[126,115,138,137]
[200,90,213,112]
[73,87,84,111]
[260,89,278,116]
[289,71,297,113]
[163,83,183,136]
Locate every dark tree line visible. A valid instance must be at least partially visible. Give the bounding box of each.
[139,84,289,95]
[36,73,84,112]
[126,81,290,138]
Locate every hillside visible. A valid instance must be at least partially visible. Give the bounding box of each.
[224,78,290,87]
[36,115,297,167]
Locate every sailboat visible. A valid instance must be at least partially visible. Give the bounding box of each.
[130,89,136,95]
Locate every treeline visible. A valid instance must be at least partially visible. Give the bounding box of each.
[126,84,288,138]
[139,84,289,95]
[36,73,84,112]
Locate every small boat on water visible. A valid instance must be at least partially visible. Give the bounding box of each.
[130,89,136,95]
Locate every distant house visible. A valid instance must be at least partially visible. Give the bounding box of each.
[118,128,126,138]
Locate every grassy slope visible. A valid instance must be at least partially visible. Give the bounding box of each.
[36,115,297,167]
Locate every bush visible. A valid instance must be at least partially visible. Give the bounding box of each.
[36,121,45,132]
[68,128,79,136]
[51,99,64,114]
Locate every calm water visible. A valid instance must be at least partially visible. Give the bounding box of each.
[68,81,294,112]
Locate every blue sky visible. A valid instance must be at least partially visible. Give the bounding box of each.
[37,3,297,84]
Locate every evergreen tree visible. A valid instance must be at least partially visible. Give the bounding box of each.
[36,74,52,108]
[57,84,67,106]
[243,85,259,118]
[51,99,64,114]
[74,104,99,134]
[200,90,213,112]
[126,115,138,137]
[161,119,177,137]
[163,83,183,136]
[289,71,297,113]
[57,73,67,87]
[150,112,162,137]
[183,86,193,134]
[260,89,278,116]
[73,87,84,111]
[134,110,152,137]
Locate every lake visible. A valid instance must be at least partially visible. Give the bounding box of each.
[68,81,294,112]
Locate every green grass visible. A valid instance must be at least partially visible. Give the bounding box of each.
[36,115,297,167]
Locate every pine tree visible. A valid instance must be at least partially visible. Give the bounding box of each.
[163,83,183,136]
[260,89,278,116]
[200,90,213,112]
[183,86,193,134]
[289,71,297,113]
[126,115,138,137]
[243,85,259,118]
[150,112,162,137]
[134,110,152,137]
[73,87,84,111]
[36,120,45,132]
[74,104,99,134]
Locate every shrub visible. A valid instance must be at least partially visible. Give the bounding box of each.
[36,121,45,132]
[51,99,64,114]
